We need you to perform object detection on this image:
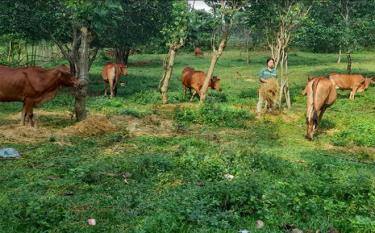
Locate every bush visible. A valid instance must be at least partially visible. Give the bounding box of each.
[332,118,375,147]
[174,104,253,128]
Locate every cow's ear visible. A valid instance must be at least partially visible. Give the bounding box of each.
[307,75,313,81]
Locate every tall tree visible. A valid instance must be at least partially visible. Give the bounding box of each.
[98,0,172,65]
[158,1,189,104]
[199,0,245,102]
[246,0,312,109]
[0,0,116,121]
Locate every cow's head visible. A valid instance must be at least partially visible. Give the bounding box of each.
[358,77,375,92]
[118,64,128,76]
[210,76,221,91]
[55,64,79,87]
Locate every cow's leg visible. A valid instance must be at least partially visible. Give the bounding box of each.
[350,86,360,100]
[104,82,108,96]
[109,79,114,98]
[24,99,34,127]
[21,103,27,126]
[190,90,196,102]
[318,106,327,124]
[183,86,187,99]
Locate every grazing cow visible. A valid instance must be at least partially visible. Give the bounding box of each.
[329,74,373,99]
[181,67,221,101]
[357,77,375,92]
[101,63,128,97]
[194,47,203,57]
[304,76,337,140]
[0,64,79,126]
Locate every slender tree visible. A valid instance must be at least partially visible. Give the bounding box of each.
[159,1,189,104]
[199,0,245,102]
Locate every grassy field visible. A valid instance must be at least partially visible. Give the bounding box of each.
[0,50,374,233]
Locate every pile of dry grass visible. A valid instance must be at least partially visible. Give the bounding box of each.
[63,115,116,136]
[0,125,54,143]
[260,78,279,107]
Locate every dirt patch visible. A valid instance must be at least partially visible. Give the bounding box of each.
[325,143,375,158]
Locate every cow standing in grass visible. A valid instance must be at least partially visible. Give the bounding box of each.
[101,63,128,98]
[181,67,221,101]
[329,74,374,99]
[0,64,79,126]
[304,76,337,140]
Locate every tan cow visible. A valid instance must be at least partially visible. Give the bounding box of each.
[181,67,221,101]
[304,76,337,140]
[329,74,373,99]
[101,63,128,97]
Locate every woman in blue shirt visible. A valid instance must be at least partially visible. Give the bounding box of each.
[256,58,277,114]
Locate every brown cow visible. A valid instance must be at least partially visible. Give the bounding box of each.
[181,67,221,101]
[194,47,203,57]
[101,63,128,97]
[0,64,79,126]
[357,77,375,92]
[304,76,337,140]
[329,74,373,99]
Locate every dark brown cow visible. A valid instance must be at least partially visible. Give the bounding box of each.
[304,76,337,140]
[181,67,221,101]
[194,47,203,57]
[0,64,79,126]
[101,63,128,97]
[329,74,373,99]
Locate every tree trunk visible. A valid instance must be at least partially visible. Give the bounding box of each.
[337,48,342,64]
[74,27,92,121]
[115,47,130,65]
[7,40,12,63]
[278,52,291,109]
[246,40,250,64]
[200,52,219,102]
[159,46,177,104]
[200,38,227,102]
[347,52,352,74]
[25,42,29,65]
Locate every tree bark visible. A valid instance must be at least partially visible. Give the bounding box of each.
[200,38,226,102]
[337,48,342,64]
[115,47,130,65]
[74,26,92,121]
[159,46,178,104]
[246,38,250,64]
[347,52,352,74]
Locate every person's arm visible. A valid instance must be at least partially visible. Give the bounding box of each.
[258,68,268,83]
[271,68,277,78]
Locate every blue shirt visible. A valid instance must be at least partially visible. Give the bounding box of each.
[258,67,277,80]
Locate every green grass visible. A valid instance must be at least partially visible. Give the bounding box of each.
[0,50,374,233]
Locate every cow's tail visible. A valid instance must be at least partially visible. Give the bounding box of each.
[311,78,321,128]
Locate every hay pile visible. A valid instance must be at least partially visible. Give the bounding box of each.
[63,115,116,136]
[0,125,54,143]
[260,78,279,107]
